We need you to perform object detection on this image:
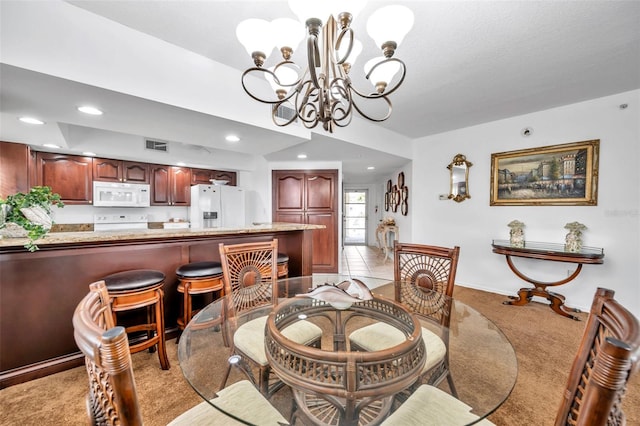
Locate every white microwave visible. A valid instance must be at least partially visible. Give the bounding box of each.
[93,181,151,207]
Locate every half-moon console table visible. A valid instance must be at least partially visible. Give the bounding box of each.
[491,239,604,321]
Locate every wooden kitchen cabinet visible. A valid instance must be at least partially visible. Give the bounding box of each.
[35,152,93,204]
[150,164,191,206]
[273,170,338,273]
[93,158,149,183]
[0,141,31,198]
[191,168,237,186]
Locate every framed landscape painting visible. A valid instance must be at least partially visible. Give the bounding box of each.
[490,139,599,206]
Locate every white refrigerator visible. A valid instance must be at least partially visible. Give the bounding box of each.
[189,184,246,228]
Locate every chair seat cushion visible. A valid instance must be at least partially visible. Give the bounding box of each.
[176,261,223,278]
[381,384,495,425]
[277,253,289,264]
[103,269,165,292]
[168,379,289,425]
[349,323,446,374]
[234,316,322,366]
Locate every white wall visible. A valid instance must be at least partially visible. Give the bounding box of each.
[411,90,640,316]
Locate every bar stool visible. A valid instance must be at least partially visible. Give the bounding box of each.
[277,253,289,278]
[176,261,224,334]
[102,269,170,370]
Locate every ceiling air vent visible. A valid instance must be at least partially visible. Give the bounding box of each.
[274,104,297,122]
[145,139,168,153]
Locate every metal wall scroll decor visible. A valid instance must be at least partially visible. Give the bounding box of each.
[385,172,408,215]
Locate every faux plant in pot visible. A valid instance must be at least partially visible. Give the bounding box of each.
[0,186,64,252]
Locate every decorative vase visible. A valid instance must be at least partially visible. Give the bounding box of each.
[564,222,586,253]
[508,220,526,248]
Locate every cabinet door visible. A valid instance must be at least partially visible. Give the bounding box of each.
[93,158,122,182]
[36,152,93,204]
[307,212,338,273]
[122,161,149,183]
[306,172,335,211]
[0,141,30,198]
[273,171,305,210]
[273,212,305,224]
[150,164,171,205]
[191,168,214,185]
[170,167,191,206]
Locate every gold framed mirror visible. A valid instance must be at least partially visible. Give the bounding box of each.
[447,154,472,202]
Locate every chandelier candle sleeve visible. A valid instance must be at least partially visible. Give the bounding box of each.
[237,1,414,132]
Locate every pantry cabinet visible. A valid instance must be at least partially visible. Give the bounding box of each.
[272,169,338,273]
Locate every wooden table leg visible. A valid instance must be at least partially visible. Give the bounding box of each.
[504,286,581,320]
[502,255,583,321]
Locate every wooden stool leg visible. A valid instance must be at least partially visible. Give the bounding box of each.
[155,288,170,370]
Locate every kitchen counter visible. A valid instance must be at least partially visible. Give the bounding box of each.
[0,222,324,388]
[0,222,324,250]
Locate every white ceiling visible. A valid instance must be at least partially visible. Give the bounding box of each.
[1,0,639,183]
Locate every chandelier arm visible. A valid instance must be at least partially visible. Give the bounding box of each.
[241,67,299,104]
[351,96,393,123]
[335,27,354,65]
[272,60,303,89]
[270,103,299,127]
[294,81,320,126]
[307,34,321,90]
[362,58,408,97]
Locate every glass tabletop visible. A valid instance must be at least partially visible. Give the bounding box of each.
[492,239,604,257]
[178,275,517,425]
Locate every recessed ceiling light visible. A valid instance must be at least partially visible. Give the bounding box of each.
[83,151,97,156]
[19,117,45,125]
[367,166,375,170]
[77,106,103,115]
[225,135,240,142]
[43,143,60,148]
[176,161,186,166]
[297,154,307,159]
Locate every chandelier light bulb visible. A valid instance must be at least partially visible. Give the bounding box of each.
[236,19,274,66]
[366,5,414,52]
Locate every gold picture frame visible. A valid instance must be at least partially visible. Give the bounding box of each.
[490,139,599,206]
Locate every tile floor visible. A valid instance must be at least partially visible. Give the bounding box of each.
[338,245,394,279]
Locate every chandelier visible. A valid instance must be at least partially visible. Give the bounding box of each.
[236,0,414,133]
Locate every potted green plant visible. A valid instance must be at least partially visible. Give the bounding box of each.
[0,186,64,251]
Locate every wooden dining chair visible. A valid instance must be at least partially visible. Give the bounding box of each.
[218,239,322,397]
[73,280,289,425]
[349,241,460,395]
[555,287,640,426]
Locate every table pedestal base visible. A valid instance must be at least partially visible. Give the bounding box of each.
[503,286,581,321]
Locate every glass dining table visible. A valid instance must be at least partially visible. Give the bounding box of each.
[178,274,517,425]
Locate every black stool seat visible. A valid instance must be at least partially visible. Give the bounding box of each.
[103,269,165,293]
[277,253,289,264]
[176,261,223,278]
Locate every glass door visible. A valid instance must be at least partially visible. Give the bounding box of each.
[343,189,367,245]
